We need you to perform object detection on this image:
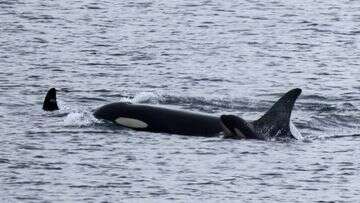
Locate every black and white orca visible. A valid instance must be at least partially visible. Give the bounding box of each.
[43,88,302,140]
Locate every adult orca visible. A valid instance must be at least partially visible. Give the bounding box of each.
[220,88,302,140]
[42,88,302,140]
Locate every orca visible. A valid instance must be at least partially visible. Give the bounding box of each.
[220,88,302,140]
[93,102,222,136]
[42,88,302,140]
[43,88,59,111]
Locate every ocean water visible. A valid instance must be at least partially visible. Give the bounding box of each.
[0,0,359,202]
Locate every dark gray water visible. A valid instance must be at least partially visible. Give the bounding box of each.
[1,0,360,202]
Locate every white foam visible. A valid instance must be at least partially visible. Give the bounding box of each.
[63,111,98,127]
[119,97,133,103]
[118,92,163,104]
[58,101,72,112]
[132,92,164,104]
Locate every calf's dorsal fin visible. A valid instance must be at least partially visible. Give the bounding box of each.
[43,88,59,111]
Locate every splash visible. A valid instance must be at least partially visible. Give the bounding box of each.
[57,92,164,128]
[57,101,99,126]
[120,92,164,104]
[63,111,99,127]
[57,101,73,113]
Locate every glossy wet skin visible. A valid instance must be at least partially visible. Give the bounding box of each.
[94,102,223,136]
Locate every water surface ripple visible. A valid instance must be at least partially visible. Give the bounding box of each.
[0,0,359,202]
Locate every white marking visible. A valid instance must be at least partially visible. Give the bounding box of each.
[220,121,246,139]
[220,122,233,137]
[234,128,246,139]
[115,117,148,129]
[290,121,303,140]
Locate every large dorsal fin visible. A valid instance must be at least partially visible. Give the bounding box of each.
[252,88,302,139]
[43,88,59,111]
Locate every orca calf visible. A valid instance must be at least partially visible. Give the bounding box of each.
[43,88,302,140]
[43,88,59,111]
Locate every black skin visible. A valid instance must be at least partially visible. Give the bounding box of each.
[94,102,223,136]
[220,115,260,139]
[43,88,59,111]
[220,88,302,140]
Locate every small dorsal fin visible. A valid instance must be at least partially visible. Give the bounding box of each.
[43,88,59,111]
[220,115,260,139]
[252,88,302,139]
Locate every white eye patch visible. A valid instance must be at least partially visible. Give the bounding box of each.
[115,117,148,129]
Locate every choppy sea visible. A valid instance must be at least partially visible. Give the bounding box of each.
[0,0,359,202]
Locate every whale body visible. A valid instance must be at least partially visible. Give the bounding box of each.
[94,102,222,136]
[43,88,302,140]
